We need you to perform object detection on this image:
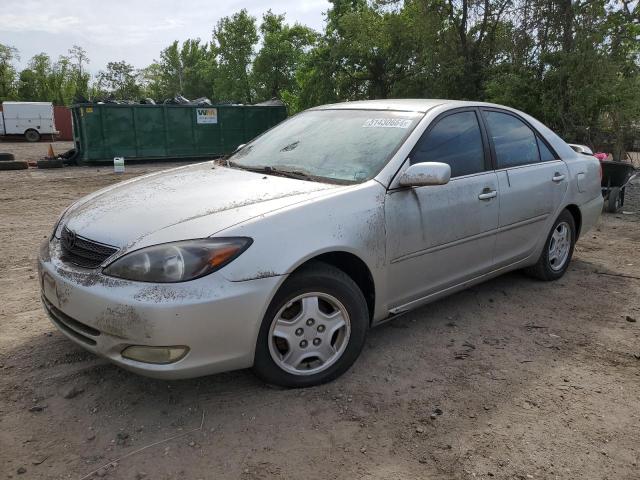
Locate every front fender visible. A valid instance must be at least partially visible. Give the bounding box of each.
[216,180,389,321]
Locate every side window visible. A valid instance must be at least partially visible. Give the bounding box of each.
[411,111,485,178]
[537,136,557,162]
[484,111,540,168]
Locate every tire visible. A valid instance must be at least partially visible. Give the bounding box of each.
[0,160,29,171]
[24,129,41,142]
[253,261,369,388]
[606,187,621,213]
[525,209,576,281]
[0,153,15,161]
[37,159,64,169]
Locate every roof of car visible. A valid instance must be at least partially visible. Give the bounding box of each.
[310,99,578,160]
[311,99,497,113]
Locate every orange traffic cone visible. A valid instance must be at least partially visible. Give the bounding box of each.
[47,144,55,159]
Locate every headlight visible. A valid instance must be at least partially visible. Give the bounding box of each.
[103,238,252,283]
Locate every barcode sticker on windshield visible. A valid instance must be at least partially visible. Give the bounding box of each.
[362,118,412,129]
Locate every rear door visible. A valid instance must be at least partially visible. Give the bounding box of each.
[480,109,568,267]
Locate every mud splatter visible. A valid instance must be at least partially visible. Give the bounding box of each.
[133,285,211,303]
[94,305,152,340]
[233,270,280,282]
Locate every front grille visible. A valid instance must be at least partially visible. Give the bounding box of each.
[60,226,118,268]
[42,296,100,346]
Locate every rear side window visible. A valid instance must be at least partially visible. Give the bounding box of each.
[484,111,540,168]
[537,137,557,162]
[411,111,485,177]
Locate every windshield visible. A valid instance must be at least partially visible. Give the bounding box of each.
[228,109,422,183]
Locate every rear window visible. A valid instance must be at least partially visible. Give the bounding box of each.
[484,111,540,168]
[537,137,557,162]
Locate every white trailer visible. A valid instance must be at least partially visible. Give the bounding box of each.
[0,101,58,142]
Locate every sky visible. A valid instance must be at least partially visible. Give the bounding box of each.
[0,0,330,74]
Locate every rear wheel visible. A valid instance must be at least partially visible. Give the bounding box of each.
[525,210,576,281]
[24,129,41,142]
[253,262,368,388]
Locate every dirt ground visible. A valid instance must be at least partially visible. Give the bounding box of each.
[1,141,639,480]
[0,141,74,163]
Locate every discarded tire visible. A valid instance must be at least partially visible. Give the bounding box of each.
[36,159,64,169]
[0,160,29,170]
[0,153,16,161]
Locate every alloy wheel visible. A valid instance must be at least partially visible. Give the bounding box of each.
[548,221,571,271]
[268,292,351,376]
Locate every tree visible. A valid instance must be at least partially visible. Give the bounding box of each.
[96,61,141,100]
[16,52,77,104]
[139,62,165,100]
[155,39,215,99]
[17,69,38,100]
[296,1,428,106]
[23,53,53,101]
[4,2,636,155]
[251,11,318,103]
[212,9,258,103]
[49,55,75,105]
[68,45,90,99]
[0,44,19,100]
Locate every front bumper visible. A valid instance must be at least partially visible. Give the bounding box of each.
[38,239,283,379]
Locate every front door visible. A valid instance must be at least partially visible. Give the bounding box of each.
[385,109,499,310]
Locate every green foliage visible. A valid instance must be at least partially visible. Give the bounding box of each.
[0,44,19,101]
[11,48,87,105]
[96,61,141,100]
[68,45,91,99]
[2,0,638,153]
[212,9,258,103]
[146,39,215,100]
[251,11,318,104]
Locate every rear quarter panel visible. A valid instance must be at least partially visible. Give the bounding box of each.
[521,111,602,235]
[563,153,603,236]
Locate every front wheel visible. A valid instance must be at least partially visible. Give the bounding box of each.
[525,210,576,281]
[253,262,369,388]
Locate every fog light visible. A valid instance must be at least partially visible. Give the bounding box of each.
[121,346,189,364]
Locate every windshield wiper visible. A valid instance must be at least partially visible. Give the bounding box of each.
[227,162,318,182]
[268,166,317,181]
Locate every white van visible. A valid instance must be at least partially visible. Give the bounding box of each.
[0,101,58,142]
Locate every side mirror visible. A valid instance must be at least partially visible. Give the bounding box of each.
[398,162,451,187]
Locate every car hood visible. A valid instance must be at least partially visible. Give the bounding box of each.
[63,162,341,250]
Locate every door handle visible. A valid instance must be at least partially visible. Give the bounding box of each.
[478,189,497,200]
[552,173,566,182]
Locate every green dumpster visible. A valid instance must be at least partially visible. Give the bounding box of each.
[71,103,288,163]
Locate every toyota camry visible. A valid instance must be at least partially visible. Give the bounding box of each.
[39,100,603,387]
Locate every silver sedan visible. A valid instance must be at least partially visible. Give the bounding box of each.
[38,99,603,387]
